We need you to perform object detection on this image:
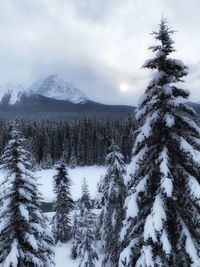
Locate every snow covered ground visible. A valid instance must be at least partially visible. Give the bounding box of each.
[36,165,106,202]
[0,165,106,266]
[41,166,106,266]
[0,165,106,203]
[54,241,103,267]
[45,206,103,266]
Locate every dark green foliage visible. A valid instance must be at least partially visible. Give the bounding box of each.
[119,19,200,267]
[0,116,135,167]
[71,180,98,266]
[52,161,74,243]
[0,125,55,266]
[79,178,92,215]
[99,141,127,267]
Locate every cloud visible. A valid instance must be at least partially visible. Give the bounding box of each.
[0,0,199,105]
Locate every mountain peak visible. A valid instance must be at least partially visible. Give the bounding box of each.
[30,74,88,104]
[0,83,30,105]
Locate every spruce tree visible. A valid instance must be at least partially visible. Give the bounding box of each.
[78,210,99,267]
[119,18,200,267]
[71,179,92,261]
[71,209,80,260]
[52,161,74,243]
[100,141,126,267]
[79,178,92,215]
[0,125,55,267]
[75,179,98,266]
[95,175,105,209]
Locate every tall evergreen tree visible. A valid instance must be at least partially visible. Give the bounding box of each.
[100,141,126,267]
[78,209,98,267]
[52,161,74,243]
[119,18,200,267]
[0,125,55,266]
[79,178,92,215]
[71,179,92,261]
[72,179,98,266]
[71,209,80,260]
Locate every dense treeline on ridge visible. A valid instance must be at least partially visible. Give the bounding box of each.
[0,116,135,167]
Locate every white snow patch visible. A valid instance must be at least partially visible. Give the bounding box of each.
[160,230,171,254]
[26,234,38,251]
[55,242,78,267]
[159,147,173,197]
[188,175,200,205]
[165,113,175,128]
[19,204,29,222]
[135,245,154,267]
[126,146,148,184]
[3,239,19,267]
[135,111,159,146]
[126,175,148,219]
[163,84,172,95]
[54,232,103,267]
[36,166,106,202]
[181,220,200,267]
[180,137,200,163]
[119,239,138,267]
[144,195,166,241]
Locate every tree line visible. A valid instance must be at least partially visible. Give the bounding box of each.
[0,116,135,168]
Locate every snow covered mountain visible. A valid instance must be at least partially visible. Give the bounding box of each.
[0,75,135,118]
[30,74,88,104]
[0,83,31,105]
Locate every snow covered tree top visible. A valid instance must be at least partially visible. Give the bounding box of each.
[80,178,91,213]
[136,18,193,123]
[120,18,200,267]
[105,140,126,174]
[149,17,175,56]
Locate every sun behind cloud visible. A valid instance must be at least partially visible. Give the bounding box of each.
[119,83,129,93]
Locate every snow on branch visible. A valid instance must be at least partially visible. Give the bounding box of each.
[180,137,200,163]
[126,146,148,184]
[144,195,170,254]
[126,174,149,219]
[159,147,173,197]
[180,219,200,267]
[187,175,200,206]
[135,111,159,147]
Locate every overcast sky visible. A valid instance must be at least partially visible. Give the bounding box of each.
[0,0,199,105]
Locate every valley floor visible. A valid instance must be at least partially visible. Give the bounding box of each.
[54,240,103,267]
[36,165,106,202]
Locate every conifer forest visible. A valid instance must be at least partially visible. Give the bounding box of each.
[0,6,199,267]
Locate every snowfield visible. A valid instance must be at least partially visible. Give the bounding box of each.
[0,166,106,203]
[36,165,106,202]
[54,241,103,267]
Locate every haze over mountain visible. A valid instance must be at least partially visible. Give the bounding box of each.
[0,74,200,119]
[0,83,31,105]
[30,74,88,104]
[0,75,135,118]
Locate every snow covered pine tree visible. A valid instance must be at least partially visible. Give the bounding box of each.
[0,125,55,267]
[100,141,127,267]
[77,179,98,267]
[119,19,200,267]
[79,178,92,215]
[52,161,74,243]
[71,208,80,260]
